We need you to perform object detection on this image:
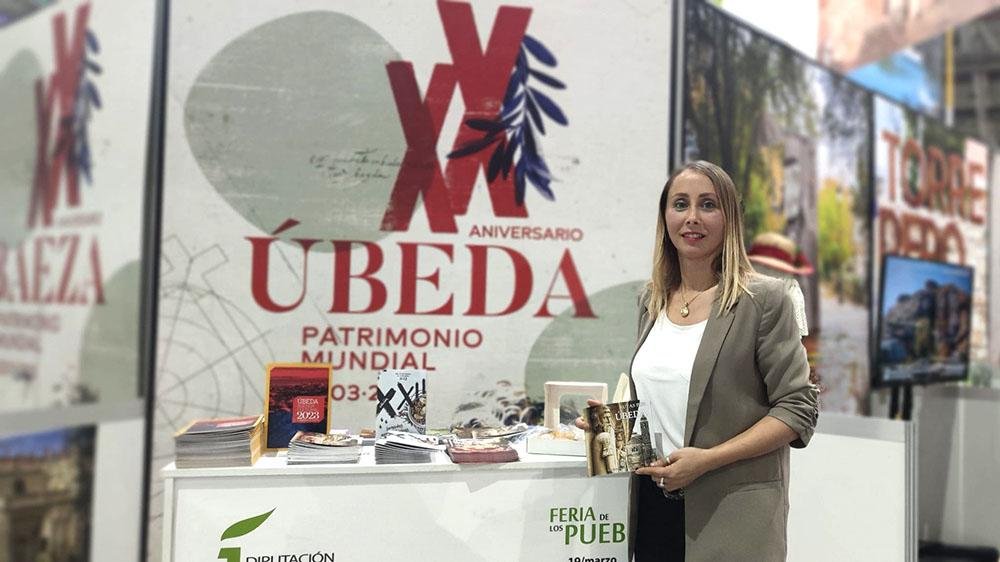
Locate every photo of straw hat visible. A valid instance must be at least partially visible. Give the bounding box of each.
[747,232,814,276]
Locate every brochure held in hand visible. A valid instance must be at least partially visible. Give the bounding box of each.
[584,400,656,477]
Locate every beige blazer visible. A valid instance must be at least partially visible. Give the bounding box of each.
[628,275,819,562]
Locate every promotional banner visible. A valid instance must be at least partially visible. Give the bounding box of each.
[848,39,943,118]
[711,0,818,57]
[992,154,1000,378]
[818,0,998,71]
[151,0,671,553]
[873,96,992,383]
[716,0,951,118]
[0,0,154,412]
[682,0,872,414]
[164,467,630,562]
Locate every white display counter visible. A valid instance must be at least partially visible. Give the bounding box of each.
[162,414,916,562]
[161,447,631,562]
[788,413,917,562]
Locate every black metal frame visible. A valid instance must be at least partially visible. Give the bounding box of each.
[138,0,169,559]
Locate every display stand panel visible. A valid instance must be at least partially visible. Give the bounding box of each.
[788,413,917,562]
[162,452,631,562]
[677,0,875,415]
[163,415,917,561]
[151,1,673,554]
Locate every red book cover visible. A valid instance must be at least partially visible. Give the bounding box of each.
[264,363,332,450]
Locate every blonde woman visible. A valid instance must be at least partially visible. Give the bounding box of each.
[580,161,818,561]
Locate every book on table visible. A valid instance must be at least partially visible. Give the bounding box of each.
[375,369,427,437]
[264,363,333,451]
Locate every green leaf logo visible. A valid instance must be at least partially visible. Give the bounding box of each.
[220,509,275,540]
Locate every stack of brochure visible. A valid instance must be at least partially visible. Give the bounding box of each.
[446,438,519,464]
[174,415,264,469]
[287,431,361,465]
[374,431,445,464]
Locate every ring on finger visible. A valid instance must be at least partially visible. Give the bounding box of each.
[658,477,664,487]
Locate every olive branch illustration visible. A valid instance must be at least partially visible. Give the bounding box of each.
[68,29,102,185]
[447,34,568,206]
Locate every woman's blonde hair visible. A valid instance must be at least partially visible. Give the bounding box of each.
[645,160,754,318]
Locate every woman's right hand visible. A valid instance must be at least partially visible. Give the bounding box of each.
[573,398,606,431]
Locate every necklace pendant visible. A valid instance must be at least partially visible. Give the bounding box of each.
[680,304,690,318]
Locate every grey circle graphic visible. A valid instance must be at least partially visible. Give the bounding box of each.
[524,280,647,402]
[0,50,42,247]
[183,12,406,244]
[78,261,141,402]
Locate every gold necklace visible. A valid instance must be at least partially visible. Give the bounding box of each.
[679,285,711,318]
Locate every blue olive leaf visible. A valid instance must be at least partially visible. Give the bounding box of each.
[524,94,546,134]
[528,68,565,89]
[503,71,522,105]
[529,87,567,125]
[447,134,501,159]
[487,139,506,183]
[523,34,556,66]
[514,160,527,205]
[85,30,100,54]
[502,92,525,119]
[502,137,518,179]
[466,118,506,134]
[85,82,102,109]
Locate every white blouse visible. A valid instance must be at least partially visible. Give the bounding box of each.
[630,311,707,459]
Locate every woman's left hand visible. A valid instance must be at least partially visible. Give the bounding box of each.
[635,447,716,491]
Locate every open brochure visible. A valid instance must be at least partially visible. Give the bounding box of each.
[584,400,656,476]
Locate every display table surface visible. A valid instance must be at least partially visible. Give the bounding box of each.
[162,445,632,562]
[162,414,916,562]
[161,446,592,477]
